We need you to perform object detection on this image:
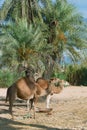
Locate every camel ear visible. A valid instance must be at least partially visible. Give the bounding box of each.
[49,78,54,83]
[50,78,55,81]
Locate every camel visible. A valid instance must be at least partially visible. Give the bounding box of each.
[6,67,64,119]
[36,77,64,108]
[5,68,38,119]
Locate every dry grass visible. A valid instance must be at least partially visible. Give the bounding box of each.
[0,86,87,130]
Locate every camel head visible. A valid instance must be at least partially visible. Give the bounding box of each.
[48,78,64,94]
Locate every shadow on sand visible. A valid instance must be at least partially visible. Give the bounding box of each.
[0,97,72,130]
[29,124,72,130]
[0,117,29,130]
[0,117,72,130]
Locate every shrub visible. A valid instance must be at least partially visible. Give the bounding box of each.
[0,69,24,88]
[66,65,87,86]
[52,71,67,80]
[52,64,87,86]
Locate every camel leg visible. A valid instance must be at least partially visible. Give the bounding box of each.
[23,99,31,119]
[26,98,35,118]
[46,94,53,108]
[9,91,16,119]
[33,102,36,119]
[26,99,30,111]
[29,94,37,119]
[30,98,36,119]
[26,99,33,112]
[9,99,14,119]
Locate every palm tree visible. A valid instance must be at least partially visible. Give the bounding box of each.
[0,0,43,25]
[0,0,87,78]
[34,0,87,78]
[0,19,51,69]
[0,0,51,77]
[40,0,87,62]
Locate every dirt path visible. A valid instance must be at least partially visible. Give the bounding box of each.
[0,86,87,130]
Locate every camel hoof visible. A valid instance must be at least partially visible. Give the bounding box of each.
[47,112,52,115]
[36,108,53,113]
[23,114,32,119]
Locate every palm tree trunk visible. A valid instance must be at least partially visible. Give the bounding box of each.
[42,55,54,79]
[27,0,34,24]
[21,0,26,19]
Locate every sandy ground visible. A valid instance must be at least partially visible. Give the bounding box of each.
[0,86,87,130]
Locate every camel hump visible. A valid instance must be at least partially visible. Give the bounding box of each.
[36,78,49,90]
[16,77,36,90]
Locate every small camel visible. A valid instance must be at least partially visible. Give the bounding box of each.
[36,77,64,108]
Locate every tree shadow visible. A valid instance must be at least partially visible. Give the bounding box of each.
[0,109,9,114]
[29,124,72,130]
[0,96,73,130]
[0,117,72,130]
[0,117,30,130]
[0,97,6,101]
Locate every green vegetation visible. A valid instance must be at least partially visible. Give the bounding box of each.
[0,0,87,87]
[52,72,67,80]
[66,65,87,86]
[1,63,87,87]
[0,69,24,88]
